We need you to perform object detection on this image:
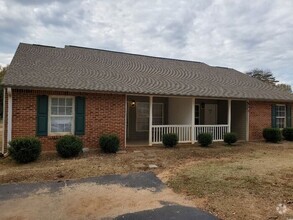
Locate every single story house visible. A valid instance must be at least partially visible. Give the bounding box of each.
[2,43,293,153]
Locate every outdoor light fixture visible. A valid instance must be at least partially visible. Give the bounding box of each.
[131,100,136,107]
[201,103,205,109]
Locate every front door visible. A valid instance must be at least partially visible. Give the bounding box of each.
[205,104,217,125]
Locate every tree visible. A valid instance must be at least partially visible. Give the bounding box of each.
[246,68,292,94]
[276,83,292,93]
[0,65,8,81]
[246,68,279,85]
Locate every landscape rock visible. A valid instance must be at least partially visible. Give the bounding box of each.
[149,164,158,169]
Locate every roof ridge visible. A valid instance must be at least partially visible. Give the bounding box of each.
[65,45,209,66]
[32,44,57,48]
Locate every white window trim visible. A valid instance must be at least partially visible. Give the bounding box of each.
[276,104,286,129]
[48,96,75,136]
[195,104,200,125]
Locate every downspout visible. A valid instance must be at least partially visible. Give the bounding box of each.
[2,88,5,155]
[4,88,12,157]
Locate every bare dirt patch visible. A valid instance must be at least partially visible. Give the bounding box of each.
[0,182,197,220]
[0,177,201,219]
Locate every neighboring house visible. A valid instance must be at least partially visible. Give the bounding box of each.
[2,43,293,152]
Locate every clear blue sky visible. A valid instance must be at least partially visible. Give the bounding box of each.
[1,0,293,86]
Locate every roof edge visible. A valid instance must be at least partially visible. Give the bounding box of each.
[4,85,293,103]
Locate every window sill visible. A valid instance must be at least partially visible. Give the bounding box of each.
[48,133,73,139]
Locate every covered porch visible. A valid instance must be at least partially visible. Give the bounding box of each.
[126,95,248,146]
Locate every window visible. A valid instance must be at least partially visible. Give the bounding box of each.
[136,102,164,131]
[276,105,286,129]
[49,97,74,134]
[153,103,164,125]
[136,102,149,131]
[195,104,200,125]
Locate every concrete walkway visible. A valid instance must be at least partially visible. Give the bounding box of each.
[0,172,217,220]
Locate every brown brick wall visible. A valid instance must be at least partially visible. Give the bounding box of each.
[249,101,293,141]
[249,101,271,141]
[3,89,125,151]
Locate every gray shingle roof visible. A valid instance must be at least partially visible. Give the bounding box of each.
[3,43,293,101]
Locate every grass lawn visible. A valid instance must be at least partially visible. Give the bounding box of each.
[167,143,293,220]
[0,135,292,219]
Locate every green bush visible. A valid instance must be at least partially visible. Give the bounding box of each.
[224,132,238,145]
[99,134,120,153]
[56,135,83,158]
[197,133,213,147]
[263,128,282,143]
[162,133,178,148]
[282,128,293,141]
[9,137,42,163]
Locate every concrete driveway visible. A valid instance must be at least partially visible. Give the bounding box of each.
[0,172,217,220]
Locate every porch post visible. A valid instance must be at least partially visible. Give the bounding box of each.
[246,100,249,141]
[2,88,5,154]
[7,88,12,147]
[124,95,127,148]
[149,96,153,146]
[228,99,231,132]
[191,97,195,144]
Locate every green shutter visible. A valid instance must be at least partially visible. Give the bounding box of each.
[37,95,48,136]
[75,96,85,135]
[271,104,277,128]
[286,105,292,127]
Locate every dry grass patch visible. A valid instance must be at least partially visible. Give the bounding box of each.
[0,142,249,184]
[169,146,293,220]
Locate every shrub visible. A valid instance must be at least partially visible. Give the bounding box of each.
[282,128,293,141]
[56,135,83,158]
[263,128,282,143]
[162,133,178,148]
[197,133,213,147]
[99,134,120,153]
[9,137,42,163]
[224,132,238,145]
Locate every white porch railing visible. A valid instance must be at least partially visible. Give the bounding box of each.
[194,125,229,142]
[151,124,229,144]
[152,125,192,144]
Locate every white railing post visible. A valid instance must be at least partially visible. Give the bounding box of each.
[191,97,195,144]
[149,96,153,146]
[228,99,231,133]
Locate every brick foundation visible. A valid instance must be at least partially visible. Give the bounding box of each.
[3,89,125,151]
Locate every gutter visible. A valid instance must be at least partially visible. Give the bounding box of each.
[3,85,293,103]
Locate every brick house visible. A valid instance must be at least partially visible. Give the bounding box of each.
[2,43,293,152]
